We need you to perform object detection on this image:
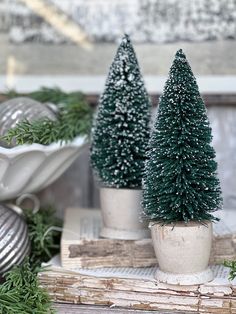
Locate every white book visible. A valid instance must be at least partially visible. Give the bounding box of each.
[39,255,236,313]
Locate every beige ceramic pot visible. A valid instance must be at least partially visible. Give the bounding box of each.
[150,221,213,285]
[100,187,150,240]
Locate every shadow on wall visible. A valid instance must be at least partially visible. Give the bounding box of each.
[37,144,100,218]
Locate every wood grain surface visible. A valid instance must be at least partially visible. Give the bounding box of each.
[54,303,182,314]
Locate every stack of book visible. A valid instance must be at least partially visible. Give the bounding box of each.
[61,208,236,268]
[39,256,236,313]
[39,208,236,313]
[211,210,236,264]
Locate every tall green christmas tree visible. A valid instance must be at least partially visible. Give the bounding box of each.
[143,49,222,223]
[91,34,151,188]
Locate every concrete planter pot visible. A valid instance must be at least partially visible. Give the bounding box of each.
[100,187,150,240]
[150,221,213,285]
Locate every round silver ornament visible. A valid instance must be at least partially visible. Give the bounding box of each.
[0,97,57,147]
[0,203,30,275]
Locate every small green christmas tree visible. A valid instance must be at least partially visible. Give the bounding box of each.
[91,34,151,188]
[143,49,222,223]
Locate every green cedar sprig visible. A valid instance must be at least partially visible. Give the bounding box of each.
[23,206,62,267]
[0,259,55,314]
[0,205,62,313]
[224,260,236,280]
[2,87,93,145]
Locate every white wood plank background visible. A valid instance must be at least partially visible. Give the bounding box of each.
[1,75,236,94]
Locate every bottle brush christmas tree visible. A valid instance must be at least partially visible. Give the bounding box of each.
[143,49,222,223]
[91,34,151,188]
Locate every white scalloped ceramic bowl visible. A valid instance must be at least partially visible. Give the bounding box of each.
[0,136,87,201]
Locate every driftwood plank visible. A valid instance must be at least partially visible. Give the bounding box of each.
[39,260,236,314]
[54,303,183,314]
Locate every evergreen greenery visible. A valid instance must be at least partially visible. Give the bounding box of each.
[23,206,62,267]
[0,205,61,313]
[91,34,151,188]
[224,260,236,280]
[3,87,92,145]
[0,260,55,314]
[143,49,222,223]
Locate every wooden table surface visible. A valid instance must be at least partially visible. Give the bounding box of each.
[54,304,183,314]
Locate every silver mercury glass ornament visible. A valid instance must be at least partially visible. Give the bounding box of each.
[0,97,57,147]
[0,203,30,275]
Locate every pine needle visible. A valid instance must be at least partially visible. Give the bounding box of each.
[0,205,62,313]
[224,260,236,280]
[23,206,62,267]
[2,87,93,145]
[0,259,55,314]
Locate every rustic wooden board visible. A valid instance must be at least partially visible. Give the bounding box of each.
[39,260,236,314]
[54,303,184,314]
